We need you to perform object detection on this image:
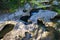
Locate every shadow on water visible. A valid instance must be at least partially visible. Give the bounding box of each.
[22,32,32,40]
[0,24,14,39]
[20,16,30,22]
[50,15,60,22]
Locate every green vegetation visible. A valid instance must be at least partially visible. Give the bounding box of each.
[0,0,19,12]
[0,0,60,13]
[52,5,60,14]
[0,0,30,12]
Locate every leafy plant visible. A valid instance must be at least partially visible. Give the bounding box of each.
[0,0,60,13]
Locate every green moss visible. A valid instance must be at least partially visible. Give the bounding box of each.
[52,5,60,14]
[54,30,60,40]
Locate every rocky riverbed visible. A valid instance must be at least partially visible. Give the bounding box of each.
[0,8,60,40]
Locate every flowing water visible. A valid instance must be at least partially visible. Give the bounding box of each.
[0,3,60,40]
[0,9,58,22]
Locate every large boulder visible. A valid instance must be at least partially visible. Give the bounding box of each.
[0,21,56,40]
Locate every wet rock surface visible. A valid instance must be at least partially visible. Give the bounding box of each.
[0,8,60,40]
[0,21,59,40]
